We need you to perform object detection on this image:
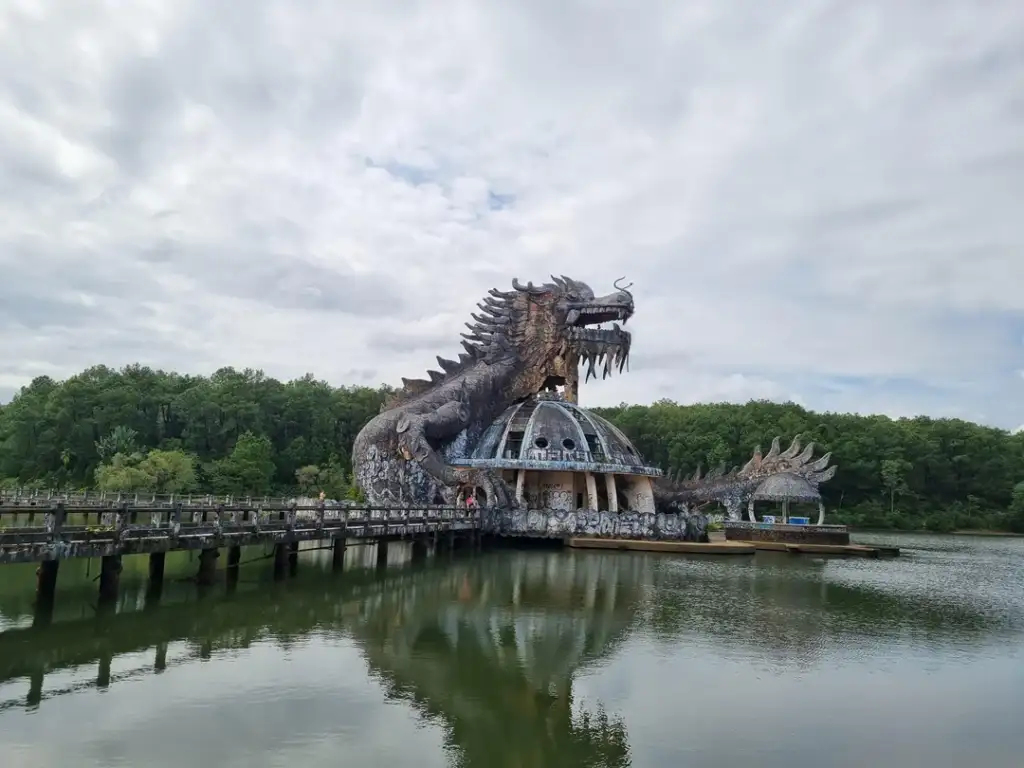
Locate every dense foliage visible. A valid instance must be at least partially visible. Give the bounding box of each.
[593,400,1024,533]
[1,365,1022,532]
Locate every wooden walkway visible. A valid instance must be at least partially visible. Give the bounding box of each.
[0,499,478,565]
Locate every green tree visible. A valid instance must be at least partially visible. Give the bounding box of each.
[213,431,276,495]
[94,453,153,492]
[1010,482,1024,533]
[95,426,139,462]
[880,459,910,516]
[94,449,198,493]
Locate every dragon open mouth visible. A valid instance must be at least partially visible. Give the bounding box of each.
[566,303,632,381]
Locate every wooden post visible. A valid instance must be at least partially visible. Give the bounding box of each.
[273,543,287,580]
[147,552,166,600]
[155,642,168,672]
[376,539,389,569]
[410,537,428,562]
[226,545,241,589]
[97,652,112,688]
[35,559,59,609]
[197,547,219,586]
[27,670,43,708]
[98,555,121,604]
[288,541,299,576]
[332,538,347,571]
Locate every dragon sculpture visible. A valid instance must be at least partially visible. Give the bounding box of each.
[353,274,837,542]
[353,275,634,507]
[653,435,837,523]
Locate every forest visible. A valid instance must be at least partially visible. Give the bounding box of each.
[1,365,1022,533]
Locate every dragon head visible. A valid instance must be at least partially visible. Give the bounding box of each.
[473,275,633,383]
[386,274,635,409]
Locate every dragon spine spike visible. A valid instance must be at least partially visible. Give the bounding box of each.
[427,370,445,383]
[765,437,782,461]
[437,356,459,372]
[793,443,815,466]
[780,436,802,460]
[807,452,832,472]
[740,450,760,474]
[809,465,838,484]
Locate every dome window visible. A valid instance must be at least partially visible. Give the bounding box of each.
[534,437,549,449]
[562,438,576,451]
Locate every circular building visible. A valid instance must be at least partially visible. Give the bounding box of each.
[455,392,662,512]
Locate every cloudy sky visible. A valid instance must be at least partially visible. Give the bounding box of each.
[1,0,1022,429]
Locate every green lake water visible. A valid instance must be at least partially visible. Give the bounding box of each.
[0,533,1022,767]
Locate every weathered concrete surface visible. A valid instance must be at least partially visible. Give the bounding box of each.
[725,522,850,546]
[482,507,710,542]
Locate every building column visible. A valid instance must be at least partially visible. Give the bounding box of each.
[605,474,618,512]
[515,470,526,504]
[584,472,599,511]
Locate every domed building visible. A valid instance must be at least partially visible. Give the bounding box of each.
[455,392,662,513]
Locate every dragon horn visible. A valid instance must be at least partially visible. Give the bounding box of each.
[512,278,546,294]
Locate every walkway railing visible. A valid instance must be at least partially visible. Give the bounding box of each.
[0,500,477,565]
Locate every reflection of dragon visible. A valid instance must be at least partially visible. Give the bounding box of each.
[353,276,634,507]
[653,436,837,522]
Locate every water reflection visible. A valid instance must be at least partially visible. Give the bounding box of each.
[0,535,1022,768]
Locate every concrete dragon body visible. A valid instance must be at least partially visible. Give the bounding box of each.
[653,435,837,525]
[353,276,634,507]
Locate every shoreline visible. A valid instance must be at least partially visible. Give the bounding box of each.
[851,528,1024,538]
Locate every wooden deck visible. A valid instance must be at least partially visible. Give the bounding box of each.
[566,536,900,558]
[567,537,755,554]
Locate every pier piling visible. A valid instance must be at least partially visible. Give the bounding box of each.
[148,552,165,596]
[98,555,121,603]
[411,537,428,562]
[226,545,241,589]
[332,538,347,570]
[273,543,288,580]
[197,548,219,586]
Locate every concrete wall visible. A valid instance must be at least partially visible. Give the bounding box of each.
[725,524,850,545]
[621,476,655,513]
[524,471,575,510]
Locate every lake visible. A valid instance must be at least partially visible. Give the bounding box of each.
[1,533,1022,767]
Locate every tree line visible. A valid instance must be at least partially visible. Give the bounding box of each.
[1,365,1022,532]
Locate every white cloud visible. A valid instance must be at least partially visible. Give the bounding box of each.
[0,0,1022,428]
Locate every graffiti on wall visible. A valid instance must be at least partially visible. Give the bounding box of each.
[482,506,709,542]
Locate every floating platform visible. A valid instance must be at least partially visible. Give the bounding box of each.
[748,541,900,557]
[566,537,755,555]
[565,537,899,558]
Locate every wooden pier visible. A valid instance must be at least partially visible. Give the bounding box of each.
[0,491,481,618]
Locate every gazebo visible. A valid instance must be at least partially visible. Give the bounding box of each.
[746,472,825,526]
